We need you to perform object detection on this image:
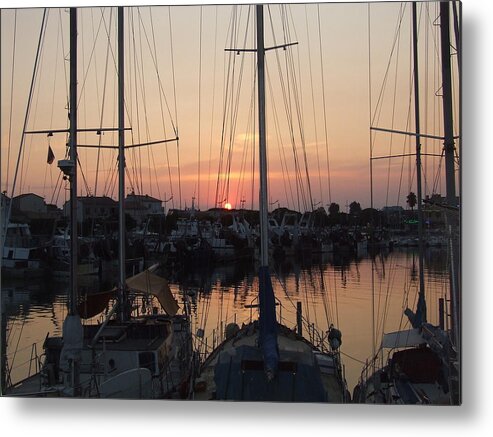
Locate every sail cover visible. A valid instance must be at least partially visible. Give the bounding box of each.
[382,328,425,349]
[258,266,279,377]
[126,270,179,316]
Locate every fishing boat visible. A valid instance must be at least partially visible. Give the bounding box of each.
[353,1,460,405]
[4,6,193,399]
[192,4,349,402]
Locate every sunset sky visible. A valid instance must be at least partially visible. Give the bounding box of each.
[1,1,460,212]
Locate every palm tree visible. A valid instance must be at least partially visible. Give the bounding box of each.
[407,192,417,210]
[328,202,340,216]
[349,201,362,216]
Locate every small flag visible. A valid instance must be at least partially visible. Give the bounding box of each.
[47,145,55,164]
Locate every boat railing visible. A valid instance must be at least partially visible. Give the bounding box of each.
[193,310,244,363]
[6,341,44,389]
[358,345,385,387]
[245,294,284,325]
[193,294,284,364]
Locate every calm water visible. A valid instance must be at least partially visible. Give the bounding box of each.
[2,247,451,392]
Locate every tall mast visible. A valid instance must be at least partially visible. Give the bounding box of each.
[412,2,426,324]
[61,7,82,397]
[118,6,126,322]
[69,7,78,316]
[256,4,279,379]
[257,4,268,268]
[440,1,456,207]
[440,0,460,362]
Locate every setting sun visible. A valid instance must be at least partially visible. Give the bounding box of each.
[224,203,232,210]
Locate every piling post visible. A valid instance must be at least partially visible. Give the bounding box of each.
[1,307,7,394]
[296,302,303,336]
[439,298,445,330]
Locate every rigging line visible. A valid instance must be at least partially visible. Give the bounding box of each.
[130,9,144,195]
[304,5,322,206]
[305,269,319,334]
[8,312,29,379]
[5,9,17,194]
[42,157,48,198]
[129,9,143,196]
[4,9,48,244]
[235,82,255,209]
[266,66,295,208]
[277,11,308,212]
[58,9,69,120]
[385,8,403,207]
[424,2,430,186]
[432,152,445,195]
[224,7,251,205]
[371,3,406,154]
[317,263,332,333]
[148,9,174,203]
[81,10,89,183]
[98,8,140,183]
[77,157,92,196]
[395,78,414,206]
[269,40,301,210]
[340,350,367,366]
[135,8,155,197]
[197,6,203,209]
[50,171,63,205]
[126,10,138,194]
[301,271,311,335]
[206,5,219,210]
[251,63,256,211]
[370,4,407,127]
[90,8,103,133]
[223,5,250,205]
[407,9,413,199]
[222,10,240,205]
[269,10,307,212]
[20,9,50,195]
[76,8,107,109]
[284,8,314,212]
[167,6,181,209]
[367,1,376,371]
[136,9,178,136]
[379,253,399,342]
[94,8,113,197]
[214,6,236,207]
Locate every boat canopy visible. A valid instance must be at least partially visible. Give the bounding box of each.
[126,270,179,316]
[78,269,178,319]
[382,328,426,349]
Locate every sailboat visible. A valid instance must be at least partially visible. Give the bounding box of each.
[192,4,349,402]
[353,1,460,405]
[5,7,193,399]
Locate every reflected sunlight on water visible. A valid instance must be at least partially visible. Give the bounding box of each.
[3,248,450,391]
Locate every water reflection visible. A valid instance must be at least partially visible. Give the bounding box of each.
[2,247,450,391]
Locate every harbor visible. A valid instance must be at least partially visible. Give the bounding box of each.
[1,1,460,404]
[3,244,451,396]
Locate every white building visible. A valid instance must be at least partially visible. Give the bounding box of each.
[63,196,118,223]
[125,193,164,225]
[12,193,47,215]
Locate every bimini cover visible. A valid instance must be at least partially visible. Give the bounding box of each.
[126,270,179,316]
[382,328,426,349]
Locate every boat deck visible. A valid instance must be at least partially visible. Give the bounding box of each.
[193,322,347,402]
[5,315,192,399]
[5,374,58,397]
